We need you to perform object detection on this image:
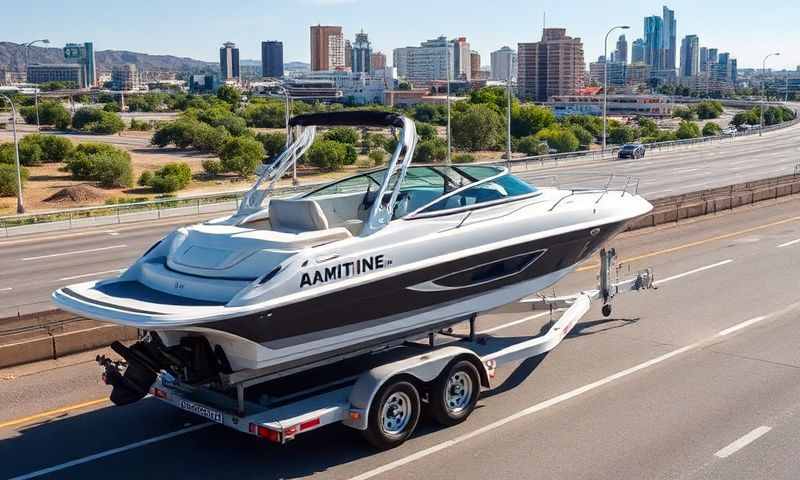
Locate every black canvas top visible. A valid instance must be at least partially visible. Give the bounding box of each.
[288,111,405,128]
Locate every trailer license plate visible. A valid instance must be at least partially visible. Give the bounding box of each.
[179,399,223,424]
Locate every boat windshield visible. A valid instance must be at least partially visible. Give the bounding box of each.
[303,165,538,219]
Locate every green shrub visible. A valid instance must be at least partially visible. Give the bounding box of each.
[368,149,386,166]
[413,138,448,163]
[219,137,265,177]
[129,118,151,131]
[0,163,28,196]
[607,125,638,145]
[452,104,504,151]
[242,101,285,128]
[673,107,696,121]
[201,159,224,175]
[516,136,547,156]
[676,120,701,139]
[453,153,475,163]
[344,144,358,165]
[17,135,44,166]
[415,122,437,141]
[702,122,722,137]
[694,101,724,120]
[255,132,287,159]
[196,107,249,136]
[534,127,579,153]
[103,102,121,113]
[383,136,399,154]
[151,119,198,149]
[71,108,125,134]
[64,143,133,188]
[306,140,348,171]
[138,170,153,186]
[192,123,230,153]
[511,104,556,137]
[568,124,594,148]
[146,162,192,193]
[40,135,73,162]
[323,127,359,145]
[19,101,71,129]
[0,143,16,165]
[637,118,659,137]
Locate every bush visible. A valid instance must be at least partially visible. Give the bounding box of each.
[0,144,16,165]
[415,122,437,141]
[323,127,359,145]
[452,104,504,151]
[607,125,638,145]
[39,135,73,162]
[71,108,125,134]
[64,143,134,188]
[384,135,399,154]
[103,102,121,113]
[511,104,556,137]
[242,101,285,128]
[129,118,151,131]
[695,101,724,120]
[219,137,265,177]
[676,120,701,139]
[453,153,475,163]
[195,107,248,136]
[255,132,287,159]
[216,85,242,105]
[368,149,386,166]
[201,159,224,175]
[534,127,579,153]
[562,115,603,137]
[637,118,659,137]
[17,135,44,166]
[306,140,348,171]
[702,122,723,137]
[192,123,230,153]
[147,162,192,193]
[151,119,199,149]
[138,170,153,186]
[517,136,548,156]
[731,109,760,127]
[568,124,594,148]
[344,144,358,165]
[0,163,29,196]
[413,138,448,163]
[19,101,71,129]
[673,107,697,121]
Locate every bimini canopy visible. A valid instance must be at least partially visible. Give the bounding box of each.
[288,111,405,128]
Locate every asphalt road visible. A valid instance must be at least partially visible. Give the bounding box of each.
[0,124,152,148]
[0,119,798,316]
[2,195,800,479]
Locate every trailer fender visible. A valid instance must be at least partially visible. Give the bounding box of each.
[343,346,488,430]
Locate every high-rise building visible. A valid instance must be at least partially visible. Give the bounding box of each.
[470,50,481,79]
[310,25,345,71]
[615,35,628,64]
[352,31,372,74]
[399,36,455,85]
[699,47,709,73]
[589,60,626,88]
[679,35,699,77]
[451,37,471,81]
[707,48,718,64]
[63,42,96,87]
[261,41,284,78]
[518,28,585,102]
[219,42,240,80]
[631,38,645,64]
[662,6,677,70]
[490,46,517,81]
[344,40,353,70]
[393,48,409,78]
[643,16,663,69]
[111,64,139,90]
[370,52,387,71]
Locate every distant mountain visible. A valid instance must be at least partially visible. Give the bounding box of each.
[0,42,216,74]
[285,61,310,72]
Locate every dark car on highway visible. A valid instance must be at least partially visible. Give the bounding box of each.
[618,143,646,159]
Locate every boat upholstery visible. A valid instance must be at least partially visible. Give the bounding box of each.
[269,199,329,233]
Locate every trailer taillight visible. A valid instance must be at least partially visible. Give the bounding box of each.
[250,423,282,443]
[300,418,320,430]
[150,387,168,399]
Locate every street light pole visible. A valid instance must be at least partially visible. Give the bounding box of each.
[506,54,512,168]
[602,25,629,153]
[0,94,25,214]
[24,39,50,132]
[760,52,780,136]
[445,39,452,165]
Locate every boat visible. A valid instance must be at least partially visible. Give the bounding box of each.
[52,111,653,405]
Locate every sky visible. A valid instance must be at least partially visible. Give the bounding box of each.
[4,0,799,70]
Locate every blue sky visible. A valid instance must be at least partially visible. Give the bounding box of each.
[6,0,798,69]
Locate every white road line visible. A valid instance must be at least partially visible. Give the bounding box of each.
[478,311,552,334]
[58,269,125,281]
[777,239,800,248]
[714,426,772,458]
[9,423,213,480]
[21,245,127,261]
[0,287,11,292]
[653,259,733,285]
[717,315,768,336]
[107,231,120,236]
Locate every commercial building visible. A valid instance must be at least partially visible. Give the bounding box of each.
[662,6,677,70]
[614,35,628,64]
[63,42,96,87]
[111,64,139,90]
[189,74,218,93]
[352,31,372,74]
[490,46,517,81]
[345,40,353,70]
[470,50,481,80]
[517,28,585,102]
[261,41,284,78]
[549,94,674,118]
[392,48,409,78]
[26,64,83,86]
[631,38,645,64]
[679,35,699,78]
[290,69,396,105]
[310,25,345,71]
[699,47,709,73]
[451,37,471,81]
[643,16,663,69]
[395,36,454,85]
[588,60,626,89]
[370,52,387,71]
[219,42,240,81]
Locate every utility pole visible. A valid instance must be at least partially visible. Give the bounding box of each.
[445,39,452,165]
[0,94,25,214]
[602,26,629,153]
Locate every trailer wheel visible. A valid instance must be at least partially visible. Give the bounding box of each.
[428,360,481,426]
[362,379,421,450]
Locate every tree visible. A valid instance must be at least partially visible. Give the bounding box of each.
[192,124,230,153]
[17,135,45,166]
[414,122,437,141]
[256,132,287,159]
[534,127,579,153]
[412,104,447,125]
[64,143,134,188]
[637,118,659,138]
[469,86,514,111]
[516,136,548,156]
[511,104,556,138]
[18,134,73,163]
[452,104,504,151]
[568,124,594,148]
[306,140,348,171]
[242,101,285,128]
[413,138,448,162]
[71,108,124,134]
[731,109,760,126]
[151,119,200,149]
[676,120,701,139]
[702,122,722,136]
[219,137,265,177]
[195,107,248,136]
[672,106,696,121]
[0,164,29,196]
[147,162,193,193]
[216,84,242,105]
[19,101,71,129]
[562,114,603,137]
[607,125,638,145]
[695,101,724,120]
[323,127,359,144]
[368,150,386,165]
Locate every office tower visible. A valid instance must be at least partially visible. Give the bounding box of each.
[699,47,708,73]
[219,42,240,81]
[470,50,481,79]
[644,16,663,69]
[631,39,645,64]
[707,48,718,64]
[451,37,471,81]
[352,31,372,73]
[401,36,454,84]
[679,35,699,77]
[345,40,353,69]
[261,41,284,78]
[393,47,409,78]
[111,64,139,90]
[518,28,585,101]
[63,42,96,87]
[662,6,677,70]
[615,35,628,64]
[370,52,387,71]
[490,46,517,81]
[310,25,345,71]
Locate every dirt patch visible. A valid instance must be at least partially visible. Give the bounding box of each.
[44,184,108,205]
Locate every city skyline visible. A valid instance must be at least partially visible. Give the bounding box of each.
[2,0,797,70]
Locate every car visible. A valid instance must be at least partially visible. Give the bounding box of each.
[722,126,738,135]
[618,143,646,159]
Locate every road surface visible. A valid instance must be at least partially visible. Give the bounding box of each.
[2,195,800,479]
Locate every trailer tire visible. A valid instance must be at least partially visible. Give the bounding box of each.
[362,379,421,450]
[428,360,481,426]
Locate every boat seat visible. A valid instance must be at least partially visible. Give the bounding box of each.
[269,198,329,234]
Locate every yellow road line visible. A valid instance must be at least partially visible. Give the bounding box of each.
[577,214,800,272]
[0,397,108,430]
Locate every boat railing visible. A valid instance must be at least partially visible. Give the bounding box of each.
[518,172,641,196]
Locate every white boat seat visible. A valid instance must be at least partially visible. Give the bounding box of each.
[269,198,329,234]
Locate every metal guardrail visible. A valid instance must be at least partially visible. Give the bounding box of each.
[1,109,797,238]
